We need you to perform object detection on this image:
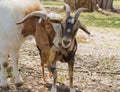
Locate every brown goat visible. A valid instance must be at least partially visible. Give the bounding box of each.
[17,11,63,87]
[0,0,56,88]
[17,3,90,92]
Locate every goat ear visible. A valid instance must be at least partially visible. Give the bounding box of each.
[79,23,90,35]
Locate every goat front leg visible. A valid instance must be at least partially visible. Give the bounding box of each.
[48,62,57,92]
[40,50,50,83]
[0,56,9,88]
[68,61,75,92]
[10,51,24,86]
[36,46,46,83]
[41,62,46,83]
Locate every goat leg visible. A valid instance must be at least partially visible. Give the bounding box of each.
[68,61,75,92]
[48,49,56,65]
[41,63,46,83]
[0,56,9,88]
[36,46,46,82]
[48,62,57,92]
[10,51,24,87]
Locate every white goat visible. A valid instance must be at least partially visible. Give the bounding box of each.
[0,0,62,89]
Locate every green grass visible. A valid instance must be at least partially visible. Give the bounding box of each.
[79,12,120,28]
[42,1,62,7]
[60,12,120,28]
[113,0,120,8]
[43,1,120,28]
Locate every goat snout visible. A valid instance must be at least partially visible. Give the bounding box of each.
[62,39,71,48]
[63,40,70,45]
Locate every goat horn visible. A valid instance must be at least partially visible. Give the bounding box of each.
[74,8,87,20]
[64,3,71,18]
[16,11,47,24]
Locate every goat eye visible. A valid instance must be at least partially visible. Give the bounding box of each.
[46,26,51,30]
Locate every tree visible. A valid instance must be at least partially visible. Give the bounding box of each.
[92,0,113,10]
[64,0,114,11]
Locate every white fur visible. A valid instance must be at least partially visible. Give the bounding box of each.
[70,88,76,92]
[48,12,63,50]
[48,12,62,20]
[0,57,8,87]
[51,86,57,92]
[67,18,75,24]
[0,0,41,87]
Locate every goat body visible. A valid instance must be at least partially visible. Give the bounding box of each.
[42,4,90,92]
[0,0,44,87]
[0,0,63,90]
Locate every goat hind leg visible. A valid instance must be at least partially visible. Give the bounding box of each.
[0,56,9,88]
[48,62,57,92]
[10,51,24,86]
[68,61,76,92]
[41,63,46,83]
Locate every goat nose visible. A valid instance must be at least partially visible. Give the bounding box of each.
[63,40,70,46]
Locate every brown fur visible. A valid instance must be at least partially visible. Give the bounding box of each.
[22,3,42,37]
[3,62,8,68]
[45,20,55,46]
[16,1,62,88]
[25,3,42,15]
[35,22,50,64]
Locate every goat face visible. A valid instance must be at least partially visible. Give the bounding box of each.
[16,11,62,48]
[62,17,80,48]
[62,3,90,49]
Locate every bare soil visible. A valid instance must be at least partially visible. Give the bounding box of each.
[1,26,120,92]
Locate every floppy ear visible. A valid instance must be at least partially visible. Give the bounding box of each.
[79,23,90,35]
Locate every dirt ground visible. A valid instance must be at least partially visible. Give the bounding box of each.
[0,26,120,92]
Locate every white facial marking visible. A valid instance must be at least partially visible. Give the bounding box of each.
[71,18,75,24]
[67,18,75,24]
[67,29,71,32]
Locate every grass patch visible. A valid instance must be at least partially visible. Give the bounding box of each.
[42,1,62,7]
[79,12,120,28]
[43,1,120,28]
[113,0,120,8]
[62,12,120,28]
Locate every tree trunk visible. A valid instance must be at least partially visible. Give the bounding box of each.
[64,0,76,10]
[64,0,93,11]
[96,0,113,9]
[64,0,113,11]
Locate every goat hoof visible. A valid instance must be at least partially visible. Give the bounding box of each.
[0,85,9,90]
[51,86,57,92]
[15,82,24,87]
[70,88,76,92]
[0,81,9,89]
[15,76,24,87]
